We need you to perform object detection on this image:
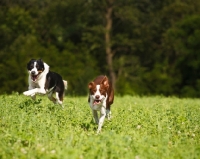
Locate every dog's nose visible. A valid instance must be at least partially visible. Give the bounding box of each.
[95,95,100,99]
[31,71,35,75]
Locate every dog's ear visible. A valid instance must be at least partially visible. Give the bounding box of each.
[37,59,45,71]
[88,82,95,90]
[28,59,35,64]
[27,59,34,69]
[101,76,109,89]
[38,58,43,63]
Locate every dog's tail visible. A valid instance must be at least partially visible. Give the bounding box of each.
[63,80,68,90]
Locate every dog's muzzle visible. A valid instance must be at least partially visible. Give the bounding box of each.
[31,71,42,82]
[93,95,102,105]
[93,99,102,105]
[31,71,36,75]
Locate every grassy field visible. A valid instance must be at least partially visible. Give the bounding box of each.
[0,93,200,159]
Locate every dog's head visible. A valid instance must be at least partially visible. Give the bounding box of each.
[27,59,45,82]
[88,76,109,105]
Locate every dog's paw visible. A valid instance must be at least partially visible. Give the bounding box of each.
[97,129,101,134]
[106,110,111,120]
[23,91,29,96]
[23,91,34,96]
[30,93,36,97]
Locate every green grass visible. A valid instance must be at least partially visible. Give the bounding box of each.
[0,93,200,159]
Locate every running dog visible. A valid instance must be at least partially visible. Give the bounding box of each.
[23,59,67,107]
[88,75,114,133]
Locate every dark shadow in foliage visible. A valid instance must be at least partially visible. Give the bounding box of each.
[18,98,42,113]
[80,119,98,131]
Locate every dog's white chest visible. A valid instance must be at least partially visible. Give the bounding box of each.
[90,104,102,111]
[30,82,40,88]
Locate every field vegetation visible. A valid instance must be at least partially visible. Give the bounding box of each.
[0,93,200,159]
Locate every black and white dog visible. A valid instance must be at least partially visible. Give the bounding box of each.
[23,59,67,107]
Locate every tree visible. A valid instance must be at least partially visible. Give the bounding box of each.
[82,0,143,94]
[163,15,200,97]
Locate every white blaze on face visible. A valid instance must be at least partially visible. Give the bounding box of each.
[94,85,101,97]
[29,61,40,82]
[30,62,39,75]
[92,85,106,105]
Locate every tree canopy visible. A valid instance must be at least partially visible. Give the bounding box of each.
[0,0,200,97]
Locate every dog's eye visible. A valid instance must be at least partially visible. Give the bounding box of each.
[29,65,33,70]
[90,89,96,94]
[100,89,106,94]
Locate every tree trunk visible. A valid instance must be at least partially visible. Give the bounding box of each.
[105,0,116,89]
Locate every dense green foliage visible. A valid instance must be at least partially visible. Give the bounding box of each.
[0,0,200,97]
[0,94,200,158]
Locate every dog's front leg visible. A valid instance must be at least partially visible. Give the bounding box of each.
[23,88,46,96]
[92,110,99,124]
[23,90,35,96]
[97,107,106,133]
[36,88,46,94]
[106,109,111,120]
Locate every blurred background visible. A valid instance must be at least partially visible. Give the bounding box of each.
[0,0,200,97]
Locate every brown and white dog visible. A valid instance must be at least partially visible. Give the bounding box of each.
[23,59,67,107]
[88,75,114,133]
